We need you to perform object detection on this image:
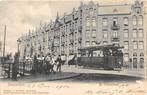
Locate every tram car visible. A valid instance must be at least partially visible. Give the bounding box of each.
[77,44,123,70]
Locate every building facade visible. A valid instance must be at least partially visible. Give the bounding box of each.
[18,0,147,69]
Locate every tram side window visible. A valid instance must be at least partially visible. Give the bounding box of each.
[93,50,102,57]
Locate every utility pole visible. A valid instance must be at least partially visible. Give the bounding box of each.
[3,25,6,61]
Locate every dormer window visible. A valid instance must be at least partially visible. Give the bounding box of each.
[113,9,118,13]
[136,7,141,14]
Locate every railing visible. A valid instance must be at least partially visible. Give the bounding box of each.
[78,37,82,43]
[111,25,120,30]
[111,36,120,42]
[78,26,82,32]
[70,29,74,35]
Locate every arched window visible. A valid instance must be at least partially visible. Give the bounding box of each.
[140,53,144,57]
[132,15,137,25]
[138,15,143,26]
[133,52,137,57]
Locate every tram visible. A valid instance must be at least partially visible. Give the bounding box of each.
[77,44,123,70]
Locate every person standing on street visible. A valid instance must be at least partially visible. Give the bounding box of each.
[50,56,56,73]
[56,55,62,72]
[32,53,37,74]
[44,53,51,74]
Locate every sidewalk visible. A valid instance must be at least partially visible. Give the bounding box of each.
[62,65,145,78]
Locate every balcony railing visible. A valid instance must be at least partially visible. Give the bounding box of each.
[111,25,120,30]
[111,36,120,42]
[78,37,82,43]
[70,29,74,35]
[78,26,82,32]
[69,39,74,45]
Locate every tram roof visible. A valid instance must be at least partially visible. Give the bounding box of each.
[79,44,124,51]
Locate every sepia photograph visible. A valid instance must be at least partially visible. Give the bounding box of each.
[0,0,147,95]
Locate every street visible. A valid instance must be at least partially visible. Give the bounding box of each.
[0,64,145,83]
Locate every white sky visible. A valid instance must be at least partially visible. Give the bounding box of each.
[0,0,145,55]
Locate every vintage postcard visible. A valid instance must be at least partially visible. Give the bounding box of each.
[0,0,147,95]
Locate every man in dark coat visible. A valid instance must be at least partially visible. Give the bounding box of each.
[56,55,62,72]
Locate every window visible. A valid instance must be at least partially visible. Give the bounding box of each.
[133,58,137,68]
[138,29,143,38]
[133,52,137,57]
[85,30,90,38]
[113,30,118,38]
[103,41,108,45]
[123,29,129,38]
[102,18,108,26]
[92,19,96,27]
[138,15,143,26]
[113,17,118,26]
[92,41,96,46]
[124,53,129,62]
[124,17,129,26]
[133,29,137,38]
[103,30,108,38]
[89,10,93,15]
[140,53,144,57]
[136,8,141,14]
[92,30,96,38]
[86,18,90,27]
[132,15,137,26]
[124,41,129,50]
[133,41,138,49]
[140,58,144,68]
[139,41,144,49]
[85,41,90,47]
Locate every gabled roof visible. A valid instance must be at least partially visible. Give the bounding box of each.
[98,4,131,15]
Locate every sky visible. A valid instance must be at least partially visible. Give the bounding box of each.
[0,0,144,56]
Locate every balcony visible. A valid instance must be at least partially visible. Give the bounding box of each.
[70,29,74,35]
[111,36,120,42]
[69,50,74,55]
[78,26,82,32]
[69,39,74,45]
[61,42,65,46]
[111,25,120,30]
[54,35,60,39]
[78,37,82,43]
[62,32,65,37]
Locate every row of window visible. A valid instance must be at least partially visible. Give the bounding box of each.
[124,53,144,62]
[85,30,96,38]
[86,18,96,27]
[103,29,143,38]
[124,41,144,50]
[85,29,143,39]
[102,15,143,26]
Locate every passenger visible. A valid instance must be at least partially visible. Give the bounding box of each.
[45,53,51,74]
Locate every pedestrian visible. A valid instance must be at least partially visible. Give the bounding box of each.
[44,53,51,74]
[56,55,62,72]
[12,52,19,80]
[32,53,37,74]
[50,56,56,73]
